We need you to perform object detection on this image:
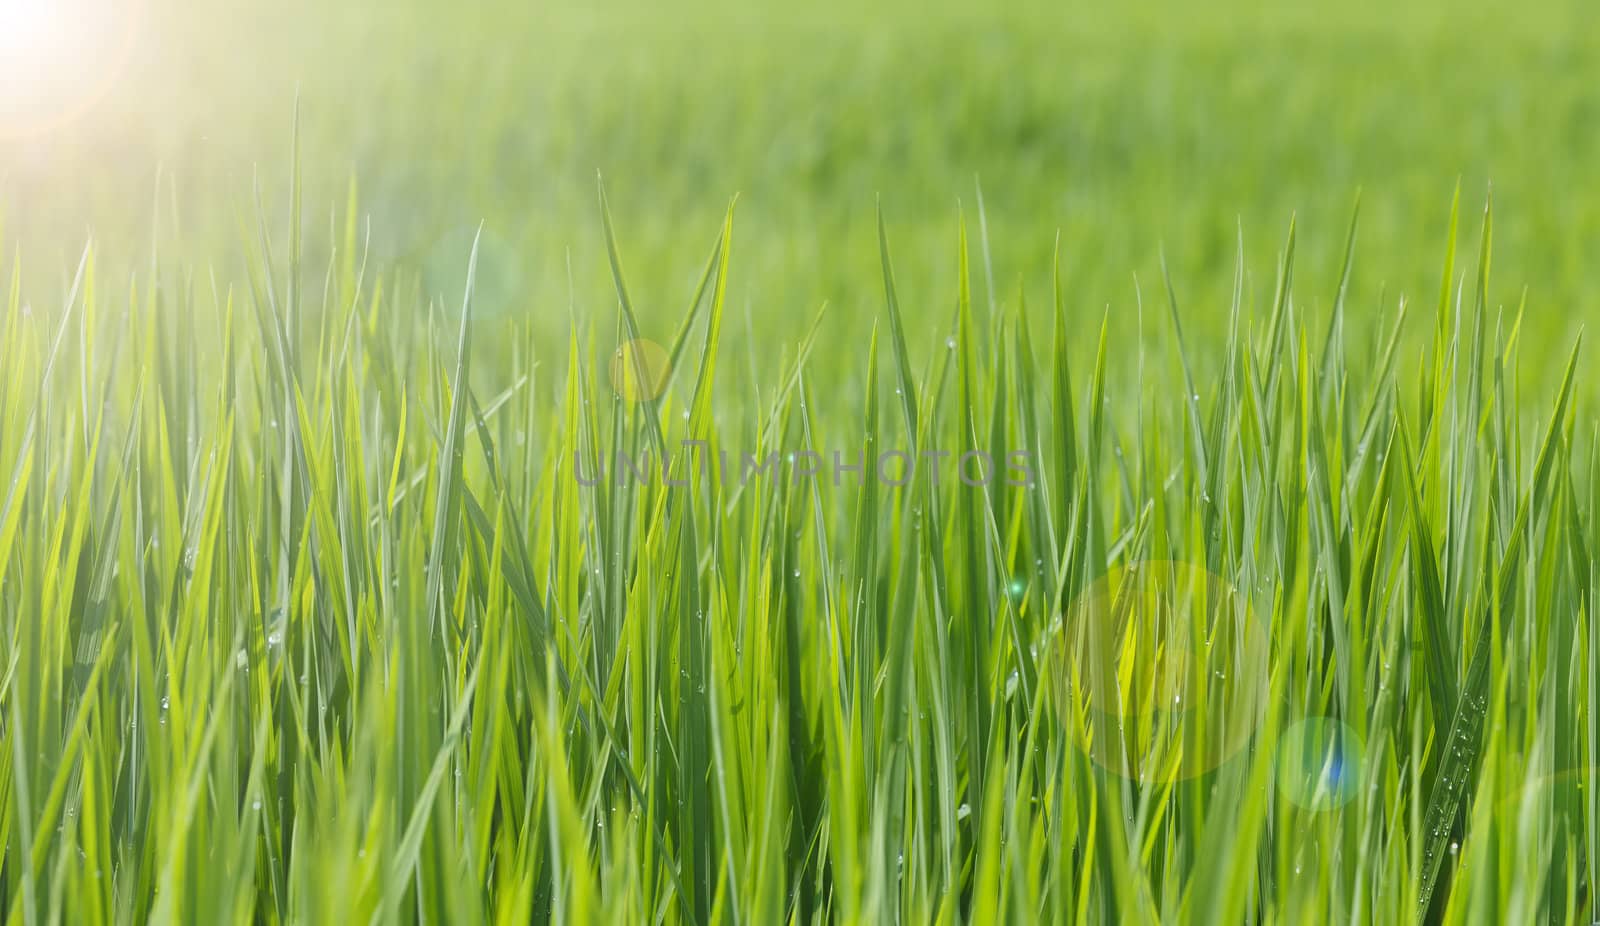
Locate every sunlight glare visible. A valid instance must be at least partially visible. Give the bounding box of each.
[0,0,140,139]
[0,0,62,65]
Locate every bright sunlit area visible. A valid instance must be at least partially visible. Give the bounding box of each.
[0,0,139,139]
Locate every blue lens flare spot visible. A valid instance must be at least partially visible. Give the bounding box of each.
[1277,718,1363,810]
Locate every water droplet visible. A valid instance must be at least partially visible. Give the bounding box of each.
[945,336,956,350]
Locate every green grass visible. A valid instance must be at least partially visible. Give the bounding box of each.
[0,168,1595,921]
[1,1,1598,922]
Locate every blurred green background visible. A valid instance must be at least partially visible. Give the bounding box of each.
[3,0,1596,396]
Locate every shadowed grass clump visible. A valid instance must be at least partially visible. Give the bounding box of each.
[0,176,1594,924]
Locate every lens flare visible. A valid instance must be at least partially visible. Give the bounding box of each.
[0,1,56,54]
[1052,561,1269,782]
[609,338,672,402]
[422,226,521,321]
[1276,718,1363,810]
[0,0,143,139]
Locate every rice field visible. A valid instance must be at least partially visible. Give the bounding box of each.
[1,1,1597,922]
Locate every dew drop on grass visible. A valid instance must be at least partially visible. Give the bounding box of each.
[945,336,956,349]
